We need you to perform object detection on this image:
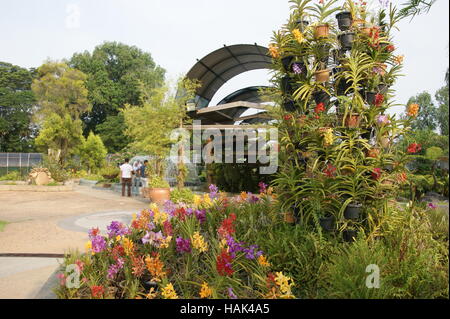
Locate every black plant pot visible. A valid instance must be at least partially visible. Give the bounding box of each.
[365,91,377,105]
[337,78,352,95]
[143,280,158,291]
[281,76,294,95]
[283,99,296,112]
[343,229,358,242]
[336,11,352,31]
[313,91,330,106]
[320,215,335,231]
[378,84,389,94]
[344,203,362,220]
[281,55,295,72]
[338,32,355,50]
[360,129,372,140]
[295,19,309,32]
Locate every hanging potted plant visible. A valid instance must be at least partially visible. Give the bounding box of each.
[311,0,339,38]
[343,227,358,242]
[313,90,330,106]
[345,113,361,128]
[366,147,380,158]
[319,213,335,231]
[295,18,310,32]
[336,11,352,31]
[281,55,295,72]
[281,75,295,94]
[344,202,362,220]
[283,99,297,112]
[338,31,355,50]
[146,175,171,205]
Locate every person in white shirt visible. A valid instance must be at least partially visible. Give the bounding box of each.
[119,158,133,197]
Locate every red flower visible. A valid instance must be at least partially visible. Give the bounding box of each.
[386,44,395,52]
[283,114,293,121]
[375,93,384,107]
[217,213,236,239]
[371,168,382,180]
[323,163,336,178]
[407,143,422,154]
[174,207,187,221]
[91,285,105,298]
[314,102,325,114]
[216,249,234,276]
[163,220,173,236]
[266,272,276,288]
[111,245,125,260]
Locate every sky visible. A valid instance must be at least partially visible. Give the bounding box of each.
[0,0,448,115]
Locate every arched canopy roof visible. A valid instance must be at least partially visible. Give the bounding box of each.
[217,86,269,105]
[186,44,271,109]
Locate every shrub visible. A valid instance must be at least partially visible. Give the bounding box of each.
[148,175,169,188]
[0,171,22,181]
[170,188,195,204]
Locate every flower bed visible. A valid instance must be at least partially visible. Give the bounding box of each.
[55,184,296,299]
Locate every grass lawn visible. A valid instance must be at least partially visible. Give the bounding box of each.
[0,220,8,232]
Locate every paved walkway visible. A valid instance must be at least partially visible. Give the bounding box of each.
[0,185,150,298]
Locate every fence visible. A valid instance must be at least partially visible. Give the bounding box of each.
[0,153,43,176]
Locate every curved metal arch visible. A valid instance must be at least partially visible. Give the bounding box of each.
[185,44,271,109]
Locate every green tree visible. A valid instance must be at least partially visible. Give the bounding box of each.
[32,61,90,164]
[406,91,438,131]
[78,132,107,173]
[435,67,449,135]
[69,41,165,152]
[32,61,91,121]
[35,113,84,164]
[96,113,131,153]
[122,78,198,177]
[0,62,37,152]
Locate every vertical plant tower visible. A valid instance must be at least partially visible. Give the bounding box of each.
[270,0,418,241]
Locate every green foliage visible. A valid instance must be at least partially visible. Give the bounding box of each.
[39,157,70,183]
[0,62,37,152]
[170,187,195,204]
[211,163,273,193]
[425,146,444,161]
[148,174,170,188]
[78,132,107,173]
[122,78,199,176]
[96,113,131,153]
[0,171,22,181]
[435,69,449,136]
[69,41,166,136]
[35,113,84,164]
[32,61,91,121]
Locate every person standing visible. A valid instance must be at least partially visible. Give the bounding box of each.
[132,160,142,196]
[120,158,133,197]
[139,160,149,195]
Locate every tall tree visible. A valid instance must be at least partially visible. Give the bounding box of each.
[406,91,438,131]
[32,61,90,164]
[122,78,198,177]
[0,62,37,152]
[69,41,165,152]
[435,67,449,136]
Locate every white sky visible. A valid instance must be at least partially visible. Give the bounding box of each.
[0,0,448,115]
